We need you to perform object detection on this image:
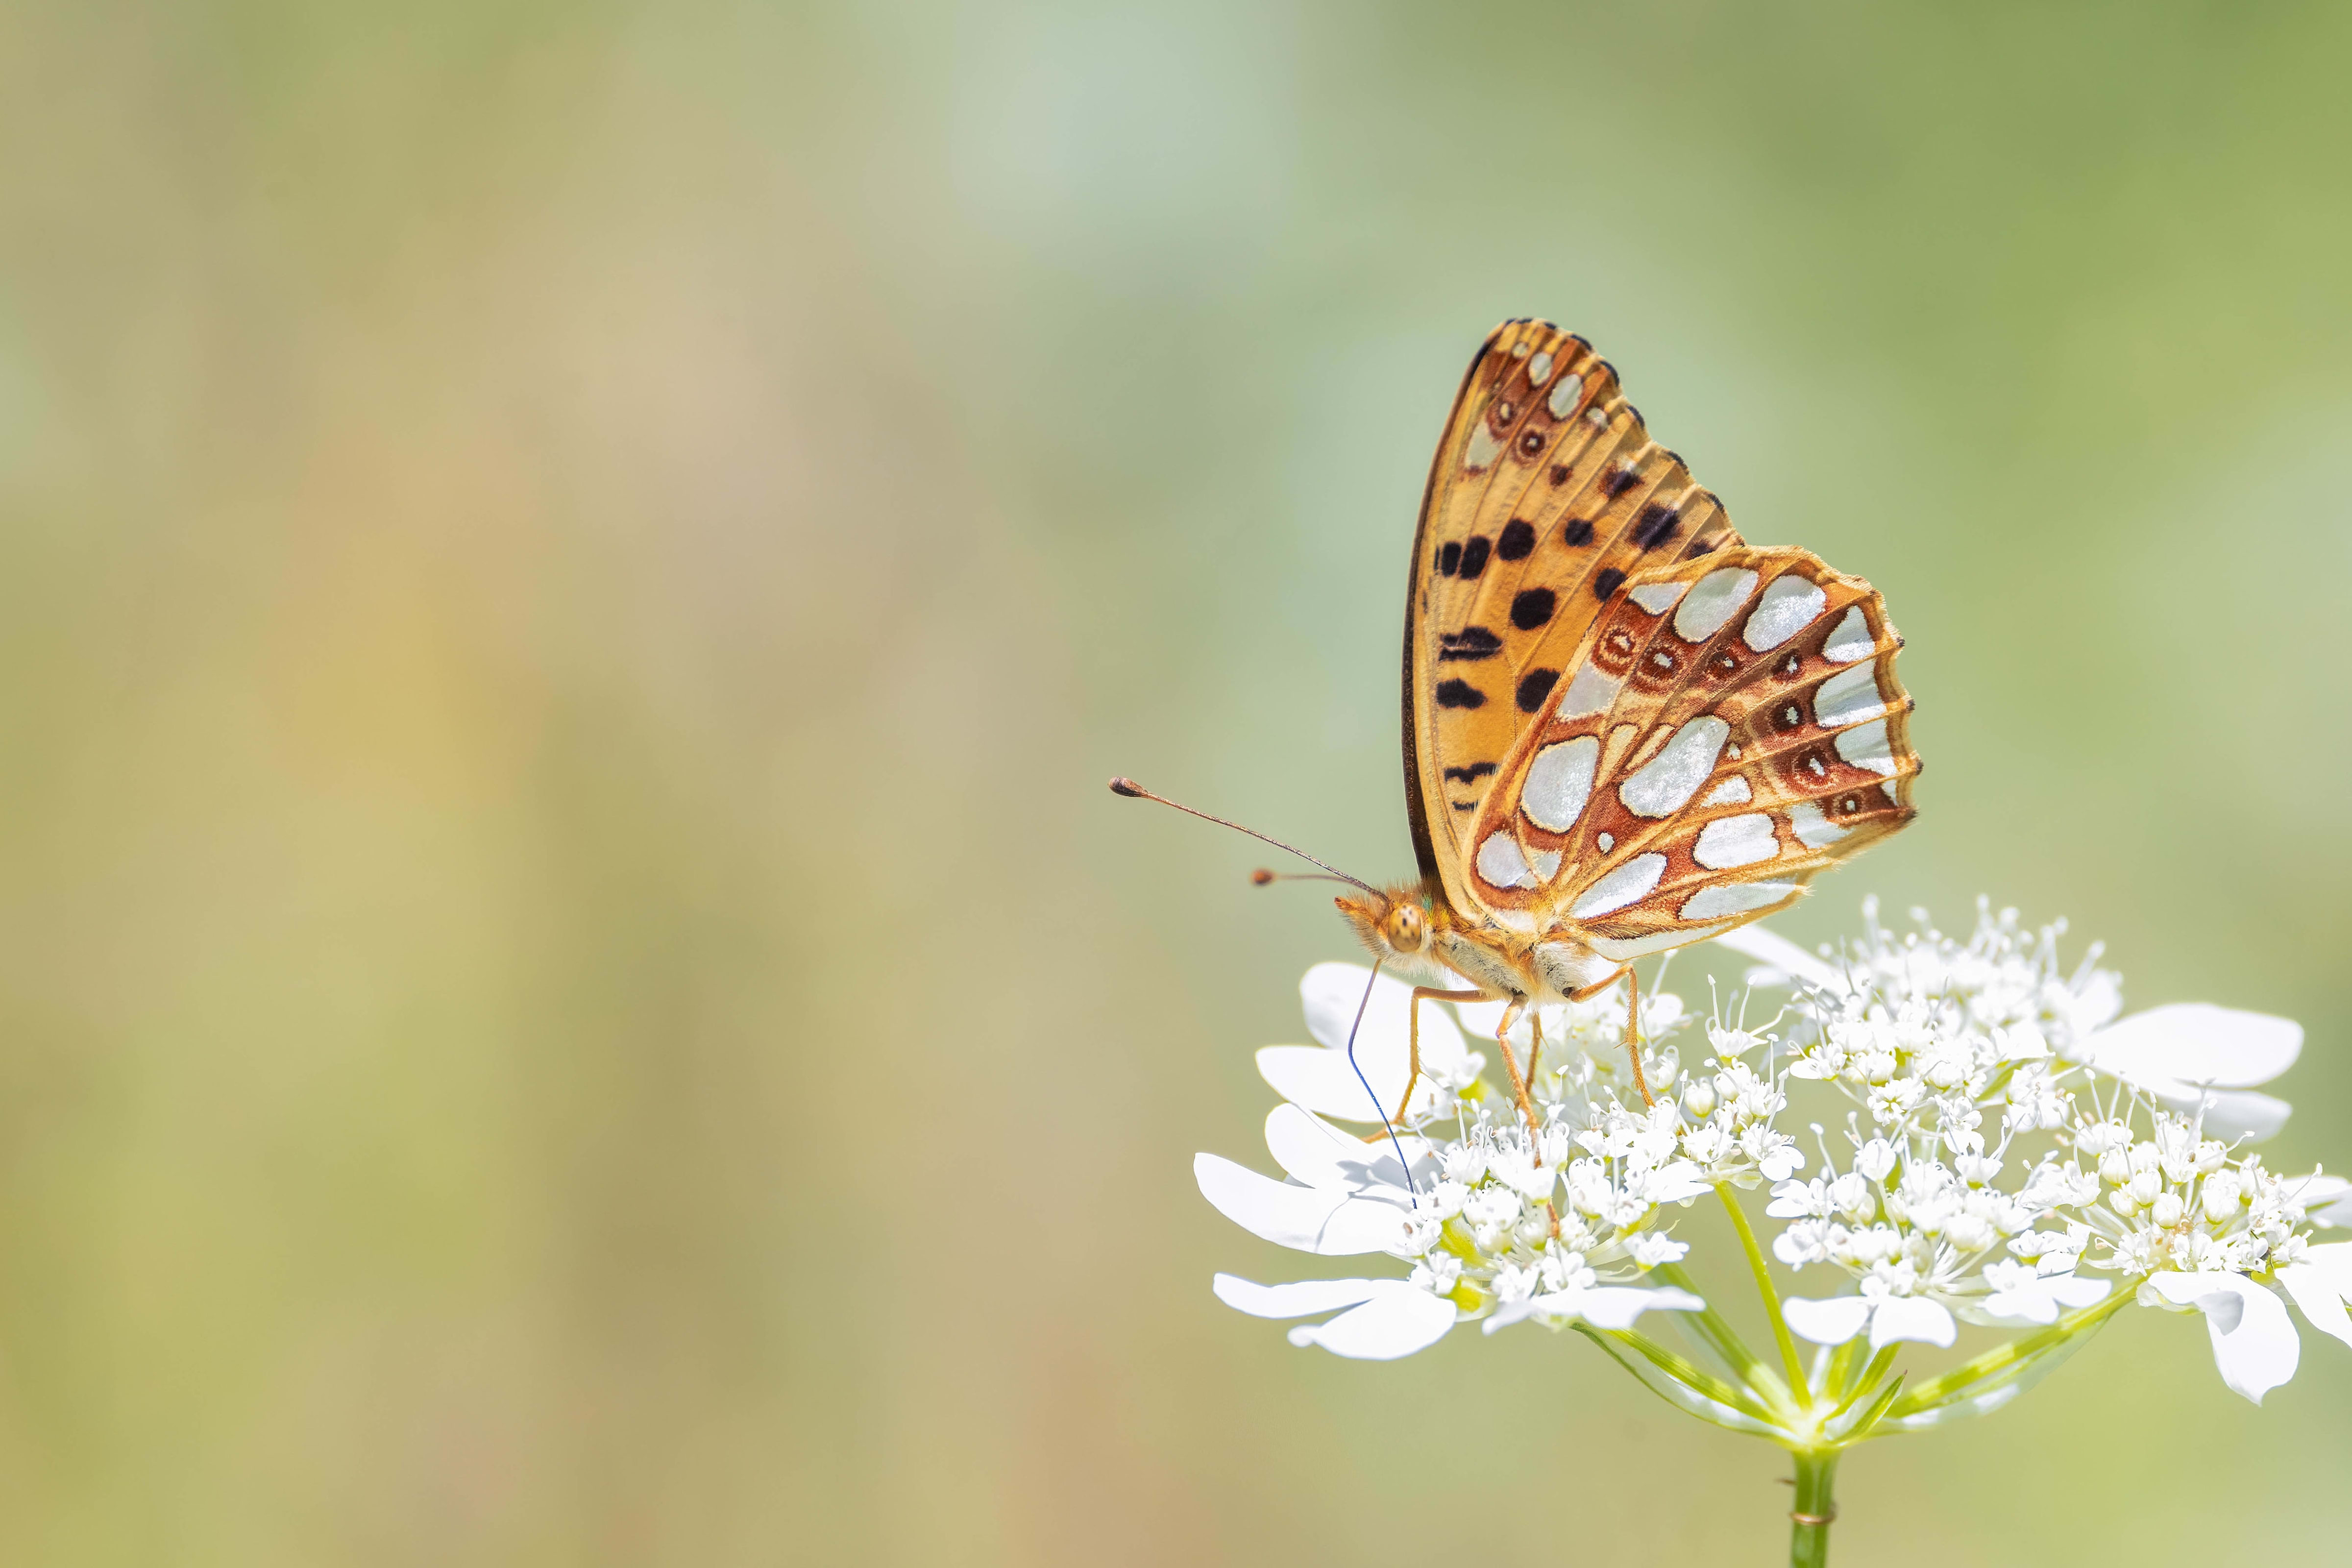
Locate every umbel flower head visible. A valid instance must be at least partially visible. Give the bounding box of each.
[1197,900,2350,1424]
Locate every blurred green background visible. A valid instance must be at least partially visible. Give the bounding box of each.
[1,1,2348,1562]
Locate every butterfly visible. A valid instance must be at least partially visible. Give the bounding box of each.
[1117,319,1918,1142]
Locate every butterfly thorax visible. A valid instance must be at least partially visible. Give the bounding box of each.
[1336,881,1615,1004]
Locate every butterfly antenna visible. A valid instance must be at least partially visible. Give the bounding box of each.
[1107,778,1378,894]
[1344,959,1417,1205]
[1251,868,1353,886]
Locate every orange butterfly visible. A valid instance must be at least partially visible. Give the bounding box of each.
[1117,320,1918,1141]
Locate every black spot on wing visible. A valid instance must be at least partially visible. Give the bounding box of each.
[1603,466,1642,498]
[1593,567,1627,601]
[1443,762,1498,784]
[1549,464,1571,486]
[1458,536,1492,580]
[1435,679,1486,709]
[1510,588,1556,630]
[1631,503,1680,550]
[1515,668,1560,712]
[1437,540,1461,576]
[1497,519,1536,560]
[1562,518,1594,547]
[1439,627,1502,662]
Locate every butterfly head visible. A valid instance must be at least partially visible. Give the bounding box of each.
[1335,881,1444,966]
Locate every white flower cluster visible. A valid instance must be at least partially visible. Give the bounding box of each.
[1734,901,2352,1396]
[1199,901,2352,1414]
[1197,965,1717,1358]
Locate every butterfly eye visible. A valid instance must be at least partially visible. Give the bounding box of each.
[1384,903,1427,950]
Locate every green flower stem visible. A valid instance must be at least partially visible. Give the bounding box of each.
[1572,1325,1777,1434]
[1886,1287,2132,1418]
[1716,1183,1811,1393]
[1818,1336,1865,1400]
[1832,1345,1899,1419]
[1652,1261,1793,1413]
[1831,1373,1905,1443]
[1788,1449,1838,1568]
[1602,1325,1782,1424]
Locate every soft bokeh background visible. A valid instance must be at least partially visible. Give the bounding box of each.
[1,1,2348,1562]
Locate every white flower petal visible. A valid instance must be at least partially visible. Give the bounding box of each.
[2082,1004,2302,1089]
[1481,1284,1705,1335]
[1479,1297,1538,1334]
[1279,964,1469,1119]
[2070,970,2124,1034]
[1869,1297,1958,1349]
[1642,1161,1715,1204]
[2120,1075,2293,1142]
[1711,924,1849,992]
[1194,1152,1413,1256]
[1211,1274,1392,1319]
[1299,962,1389,1051]
[2149,1272,2301,1404]
[1451,994,1511,1039]
[1254,1045,1403,1123]
[1979,1289,2061,1326]
[1284,1287,1457,1359]
[2277,1263,2352,1351]
[2288,1174,2352,1227]
[1574,1285,1706,1330]
[1479,1296,1543,1334]
[2192,1089,2293,1143]
[1260,1103,1424,1192]
[1782,1296,1873,1346]
[2047,1274,2112,1311]
[1299,962,1467,1072]
[1974,1272,2106,1327]
[2302,1241,2352,1290]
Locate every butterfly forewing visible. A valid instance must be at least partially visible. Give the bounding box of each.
[1406,320,1741,919]
[1462,546,1919,957]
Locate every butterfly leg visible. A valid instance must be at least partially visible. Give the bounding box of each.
[1566,970,1654,1109]
[1368,987,1485,1141]
[1399,986,1490,1126]
[1623,966,1654,1108]
[1492,999,1544,1139]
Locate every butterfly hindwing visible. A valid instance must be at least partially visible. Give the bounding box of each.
[1405,321,1742,921]
[1460,546,1918,960]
